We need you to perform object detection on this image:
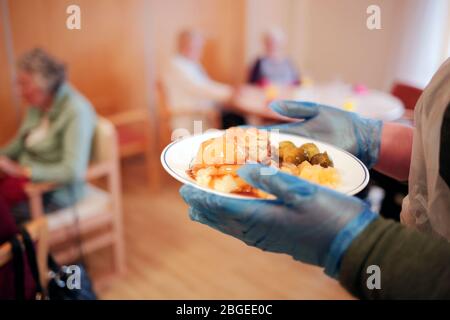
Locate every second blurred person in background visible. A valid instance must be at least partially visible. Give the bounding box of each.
[163,29,245,132]
[248,27,300,87]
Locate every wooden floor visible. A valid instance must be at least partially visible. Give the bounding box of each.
[88,157,353,300]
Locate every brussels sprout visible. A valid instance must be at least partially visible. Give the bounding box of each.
[279,141,296,154]
[278,141,296,160]
[301,143,320,160]
[283,147,308,165]
[310,152,334,168]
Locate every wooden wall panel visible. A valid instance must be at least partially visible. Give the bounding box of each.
[7,0,152,116]
[1,0,247,145]
[0,2,19,144]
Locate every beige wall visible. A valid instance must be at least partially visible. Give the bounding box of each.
[244,0,292,65]
[389,0,449,88]
[289,0,400,90]
[288,0,449,90]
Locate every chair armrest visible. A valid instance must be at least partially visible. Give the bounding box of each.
[24,181,58,197]
[24,182,56,219]
[24,162,113,197]
[24,162,113,219]
[86,162,114,180]
[107,109,149,127]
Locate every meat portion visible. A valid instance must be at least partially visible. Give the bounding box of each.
[188,127,273,198]
[191,127,271,169]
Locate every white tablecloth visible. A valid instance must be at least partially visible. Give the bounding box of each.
[291,83,405,121]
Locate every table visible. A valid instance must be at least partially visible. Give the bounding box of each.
[233,83,405,123]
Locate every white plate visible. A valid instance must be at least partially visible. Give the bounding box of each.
[161,130,369,199]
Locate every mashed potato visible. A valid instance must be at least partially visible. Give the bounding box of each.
[282,161,340,189]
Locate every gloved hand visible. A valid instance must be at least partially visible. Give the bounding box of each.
[180,164,378,278]
[267,100,383,168]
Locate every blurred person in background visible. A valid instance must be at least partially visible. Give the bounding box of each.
[163,29,245,131]
[0,48,97,224]
[248,27,300,87]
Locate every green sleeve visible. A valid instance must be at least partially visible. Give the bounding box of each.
[0,134,22,159]
[339,218,450,299]
[29,105,96,183]
[0,112,32,160]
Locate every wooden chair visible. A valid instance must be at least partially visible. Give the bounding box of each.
[0,217,49,292]
[107,108,159,189]
[155,80,221,149]
[24,118,125,274]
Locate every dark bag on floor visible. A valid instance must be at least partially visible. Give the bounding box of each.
[47,254,97,300]
[1,228,44,300]
[22,230,97,300]
[0,196,40,300]
[45,187,97,300]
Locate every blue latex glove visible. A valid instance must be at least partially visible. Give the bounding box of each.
[268,100,383,168]
[180,164,378,278]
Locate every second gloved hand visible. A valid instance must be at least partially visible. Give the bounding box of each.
[268,100,383,168]
[180,164,378,278]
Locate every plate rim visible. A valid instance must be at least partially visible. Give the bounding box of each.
[161,131,370,200]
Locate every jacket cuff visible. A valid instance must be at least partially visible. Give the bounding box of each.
[324,208,379,278]
[28,164,49,182]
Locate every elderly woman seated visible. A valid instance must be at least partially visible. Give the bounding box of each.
[0,48,97,224]
[248,27,300,87]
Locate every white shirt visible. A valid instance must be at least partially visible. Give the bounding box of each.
[162,55,232,112]
[401,58,450,240]
[25,115,50,148]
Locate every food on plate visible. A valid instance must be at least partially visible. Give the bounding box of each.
[278,140,339,189]
[278,141,307,165]
[188,127,340,198]
[310,152,333,168]
[188,127,272,198]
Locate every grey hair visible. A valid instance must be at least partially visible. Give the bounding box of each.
[264,26,286,43]
[17,48,66,94]
[177,29,203,52]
